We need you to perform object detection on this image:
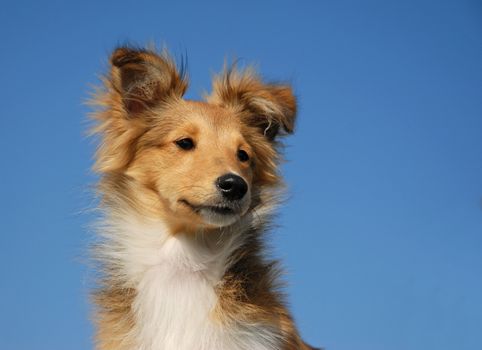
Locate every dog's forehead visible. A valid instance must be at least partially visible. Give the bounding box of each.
[178,100,240,130]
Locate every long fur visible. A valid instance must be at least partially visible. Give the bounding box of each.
[89,46,317,350]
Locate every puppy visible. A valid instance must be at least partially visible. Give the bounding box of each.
[90,46,317,350]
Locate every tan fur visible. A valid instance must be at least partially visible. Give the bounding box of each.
[93,283,136,350]
[90,46,318,350]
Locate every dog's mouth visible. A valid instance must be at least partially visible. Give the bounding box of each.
[180,199,238,216]
[179,195,251,227]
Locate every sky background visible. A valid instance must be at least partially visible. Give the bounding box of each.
[1,0,481,349]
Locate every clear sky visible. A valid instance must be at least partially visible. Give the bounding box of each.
[1,1,481,349]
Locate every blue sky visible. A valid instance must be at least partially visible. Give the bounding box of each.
[1,0,481,349]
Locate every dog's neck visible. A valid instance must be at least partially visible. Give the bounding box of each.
[99,210,280,350]
[101,210,246,284]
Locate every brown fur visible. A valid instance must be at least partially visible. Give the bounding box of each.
[90,46,318,350]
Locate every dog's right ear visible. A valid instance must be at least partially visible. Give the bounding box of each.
[110,47,188,115]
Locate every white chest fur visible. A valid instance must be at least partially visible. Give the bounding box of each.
[102,215,281,350]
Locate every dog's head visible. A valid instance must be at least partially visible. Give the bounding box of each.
[93,47,296,232]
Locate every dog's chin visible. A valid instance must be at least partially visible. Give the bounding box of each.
[179,199,248,228]
[198,207,241,227]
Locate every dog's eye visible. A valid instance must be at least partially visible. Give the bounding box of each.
[237,149,250,162]
[175,138,195,150]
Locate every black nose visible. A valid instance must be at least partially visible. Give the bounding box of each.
[216,174,248,201]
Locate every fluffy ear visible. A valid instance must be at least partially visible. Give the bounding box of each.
[110,46,188,115]
[208,67,296,140]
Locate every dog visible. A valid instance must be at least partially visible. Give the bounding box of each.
[90,46,317,350]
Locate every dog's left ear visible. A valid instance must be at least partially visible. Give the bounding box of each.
[208,68,296,140]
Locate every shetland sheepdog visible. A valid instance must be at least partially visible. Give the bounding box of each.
[90,46,317,350]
